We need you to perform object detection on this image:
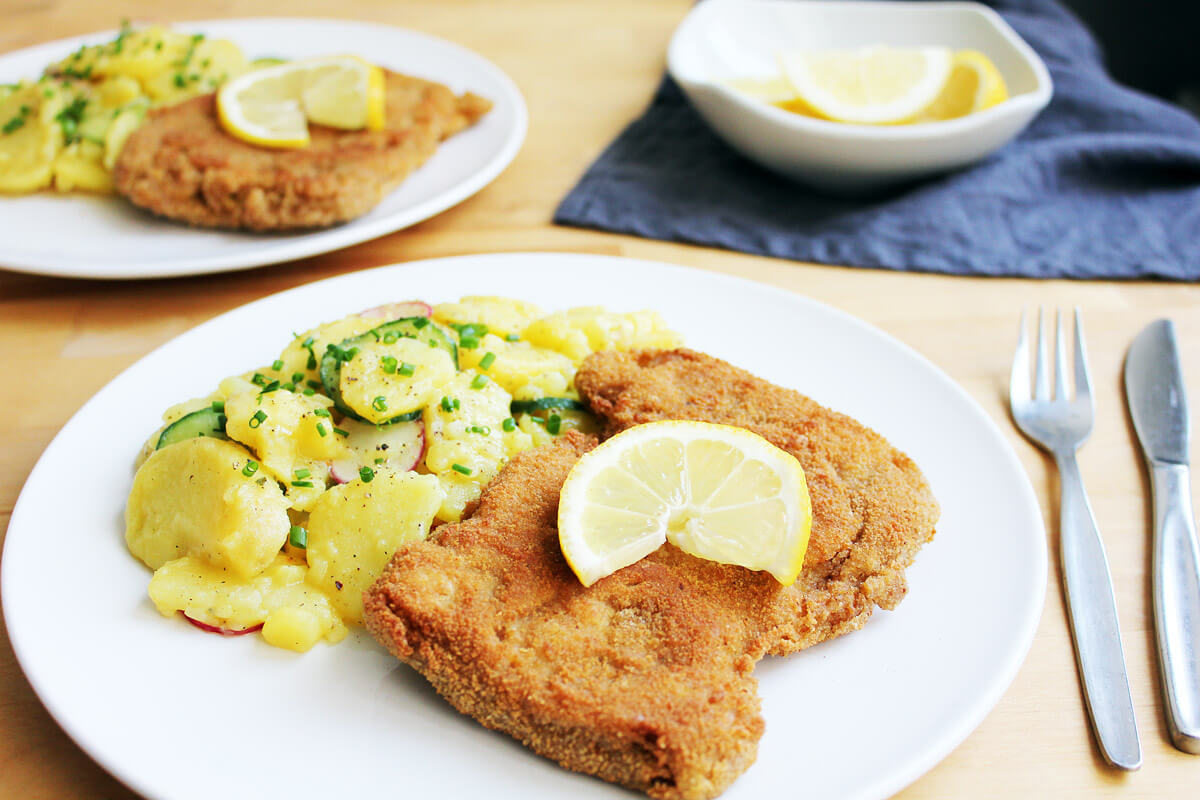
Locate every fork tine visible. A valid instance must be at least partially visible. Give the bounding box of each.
[1073,308,1093,405]
[1055,309,1071,401]
[1011,308,1031,405]
[1034,307,1051,402]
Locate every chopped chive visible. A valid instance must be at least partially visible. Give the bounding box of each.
[451,463,473,476]
[372,396,388,412]
[381,356,398,374]
[466,425,491,435]
[452,322,488,339]
[259,379,281,394]
[173,73,186,88]
[303,388,315,396]
[470,374,489,390]
[440,396,459,412]
[479,352,497,370]
[374,457,386,465]
[291,480,314,488]
[413,317,430,329]
[382,332,398,344]
[306,379,323,390]
[211,400,225,413]
[242,460,259,477]
[502,417,516,432]
[459,336,479,350]
[546,414,562,435]
[288,525,307,549]
[302,336,317,369]
[313,407,331,417]
[282,383,295,392]
[248,410,268,428]
[333,427,349,438]
[359,466,375,483]
[316,422,328,437]
[398,362,416,377]
[341,347,359,361]
[271,359,284,371]
[291,372,305,384]
[251,372,268,387]
[293,467,311,479]
[505,333,520,342]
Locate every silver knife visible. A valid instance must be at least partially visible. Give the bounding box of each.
[1125,319,1200,754]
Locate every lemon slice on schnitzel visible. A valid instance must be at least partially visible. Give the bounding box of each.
[217,56,385,148]
[779,45,952,124]
[558,421,812,587]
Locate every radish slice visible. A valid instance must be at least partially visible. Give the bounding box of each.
[182,613,264,636]
[330,418,426,483]
[329,459,360,485]
[359,301,432,320]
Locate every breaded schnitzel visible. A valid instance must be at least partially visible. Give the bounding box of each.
[365,349,938,799]
[113,71,490,231]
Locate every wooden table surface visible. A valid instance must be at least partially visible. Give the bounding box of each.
[2,1,1198,797]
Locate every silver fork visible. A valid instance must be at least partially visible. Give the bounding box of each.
[1010,308,1142,770]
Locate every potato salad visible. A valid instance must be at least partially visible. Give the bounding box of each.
[125,296,682,652]
[0,23,248,193]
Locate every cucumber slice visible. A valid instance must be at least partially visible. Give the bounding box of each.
[510,397,587,414]
[155,408,228,450]
[319,317,457,423]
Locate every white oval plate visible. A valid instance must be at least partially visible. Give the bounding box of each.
[0,19,526,279]
[2,254,1046,800]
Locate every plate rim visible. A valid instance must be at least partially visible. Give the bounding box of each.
[0,17,528,280]
[1,253,1047,799]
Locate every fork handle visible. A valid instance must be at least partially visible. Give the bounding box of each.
[1057,452,1142,770]
[1150,462,1200,753]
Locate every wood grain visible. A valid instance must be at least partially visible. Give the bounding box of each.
[2,1,1199,797]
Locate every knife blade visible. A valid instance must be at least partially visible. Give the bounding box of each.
[1125,319,1200,754]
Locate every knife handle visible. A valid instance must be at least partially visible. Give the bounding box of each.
[1151,462,1200,753]
[1057,452,1142,770]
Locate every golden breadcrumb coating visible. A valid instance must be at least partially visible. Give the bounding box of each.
[113,71,491,231]
[365,348,938,799]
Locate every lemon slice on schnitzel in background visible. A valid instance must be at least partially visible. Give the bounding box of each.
[558,421,812,587]
[910,50,1008,122]
[779,45,952,124]
[217,56,385,148]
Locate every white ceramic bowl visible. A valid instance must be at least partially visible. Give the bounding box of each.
[667,0,1053,194]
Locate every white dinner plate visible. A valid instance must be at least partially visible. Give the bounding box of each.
[2,254,1046,800]
[0,19,526,279]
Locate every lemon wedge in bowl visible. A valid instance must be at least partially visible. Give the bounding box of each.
[558,421,812,587]
[217,56,385,148]
[779,45,952,124]
[911,50,1008,122]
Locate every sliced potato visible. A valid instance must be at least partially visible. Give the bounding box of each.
[53,140,112,192]
[126,437,289,576]
[433,296,543,337]
[0,83,62,193]
[224,386,345,511]
[458,332,575,401]
[339,337,456,423]
[305,469,444,623]
[423,371,533,522]
[276,314,385,389]
[149,554,347,651]
[523,307,682,363]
